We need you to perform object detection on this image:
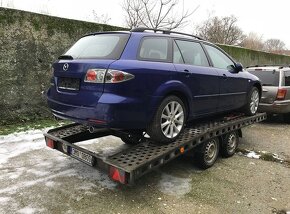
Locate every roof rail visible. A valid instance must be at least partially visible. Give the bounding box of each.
[130,27,204,40]
[246,64,290,69]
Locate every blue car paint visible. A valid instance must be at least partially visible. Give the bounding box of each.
[46,31,261,130]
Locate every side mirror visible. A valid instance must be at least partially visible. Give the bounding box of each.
[235,63,243,72]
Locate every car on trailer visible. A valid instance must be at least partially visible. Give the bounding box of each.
[247,65,290,122]
[46,28,262,143]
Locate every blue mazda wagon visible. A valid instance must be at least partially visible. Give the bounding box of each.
[46,28,261,143]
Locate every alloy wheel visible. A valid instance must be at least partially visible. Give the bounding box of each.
[250,90,259,114]
[161,101,184,139]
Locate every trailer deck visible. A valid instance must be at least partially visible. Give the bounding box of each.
[44,113,266,185]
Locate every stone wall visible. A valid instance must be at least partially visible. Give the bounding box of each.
[0,8,124,124]
[1,7,290,125]
[218,44,290,67]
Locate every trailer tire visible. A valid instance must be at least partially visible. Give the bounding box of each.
[220,131,239,158]
[194,137,219,169]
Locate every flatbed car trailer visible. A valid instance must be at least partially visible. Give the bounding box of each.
[44,112,266,185]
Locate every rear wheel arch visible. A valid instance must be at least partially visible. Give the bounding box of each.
[164,91,191,120]
[253,82,262,98]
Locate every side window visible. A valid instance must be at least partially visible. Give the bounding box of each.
[139,37,169,61]
[204,44,235,71]
[285,71,290,86]
[175,40,209,67]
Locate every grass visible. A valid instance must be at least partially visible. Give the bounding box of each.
[0,118,70,135]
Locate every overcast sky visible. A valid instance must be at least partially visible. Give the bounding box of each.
[1,0,290,48]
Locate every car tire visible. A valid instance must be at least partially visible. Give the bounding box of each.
[220,131,239,158]
[244,87,260,116]
[147,95,186,144]
[120,132,143,145]
[194,137,220,169]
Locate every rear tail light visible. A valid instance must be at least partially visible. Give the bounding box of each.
[276,88,287,100]
[84,69,134,84]
[105,70,134,83]
[84,69,106,83]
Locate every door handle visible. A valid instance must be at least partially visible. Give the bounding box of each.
[182,69,190,77]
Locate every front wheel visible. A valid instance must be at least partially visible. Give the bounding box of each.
[244,87,260,116]
[147,95,186,144]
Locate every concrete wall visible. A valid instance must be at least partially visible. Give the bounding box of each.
[1,7,290,125]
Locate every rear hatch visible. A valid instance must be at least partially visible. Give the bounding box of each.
[50,33,130,106]
[247,67,280,104]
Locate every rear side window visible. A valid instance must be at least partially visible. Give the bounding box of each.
[175,40,209,66]
[248,70,280,86]
[285,71,290,86]
[64,34,129,59]
[138,37,169,61]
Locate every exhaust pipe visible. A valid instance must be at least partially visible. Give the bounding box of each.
[88,126,109,133]
[88,126,97,133]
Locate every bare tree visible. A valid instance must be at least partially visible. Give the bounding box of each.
[240,32,264,51]
[122,0,197,30]
[196,15,244,45]
[264,39,286,54]
[92,10,111,24]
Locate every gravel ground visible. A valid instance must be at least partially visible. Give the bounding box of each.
[0,118,289,214]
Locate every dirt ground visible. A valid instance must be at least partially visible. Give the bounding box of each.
[0,116,289,214]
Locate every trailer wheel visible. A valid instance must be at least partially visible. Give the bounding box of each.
[194,137,219,169]
[221,131,239,158]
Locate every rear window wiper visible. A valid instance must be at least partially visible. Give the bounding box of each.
[58,55,74,60]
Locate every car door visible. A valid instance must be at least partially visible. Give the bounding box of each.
[203,44,248,111]
[173,40,220,116]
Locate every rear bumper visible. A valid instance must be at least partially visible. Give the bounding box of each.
[258,100,290,114]
[47,91,160,129]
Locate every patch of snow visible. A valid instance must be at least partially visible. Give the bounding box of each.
[246,151,261,159]
[158,173,191,197]
[17,206,44,214]
[0,197,11,203]
[45,181,55,188]
[0,128,52,164]
[0,127,118,195]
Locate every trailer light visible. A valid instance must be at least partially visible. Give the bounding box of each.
[46,138,55,149]
[180,147,185,154]
[109,167,126,184]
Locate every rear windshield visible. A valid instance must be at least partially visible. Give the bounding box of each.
[248,70,280,86]
[64,33,129,59]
